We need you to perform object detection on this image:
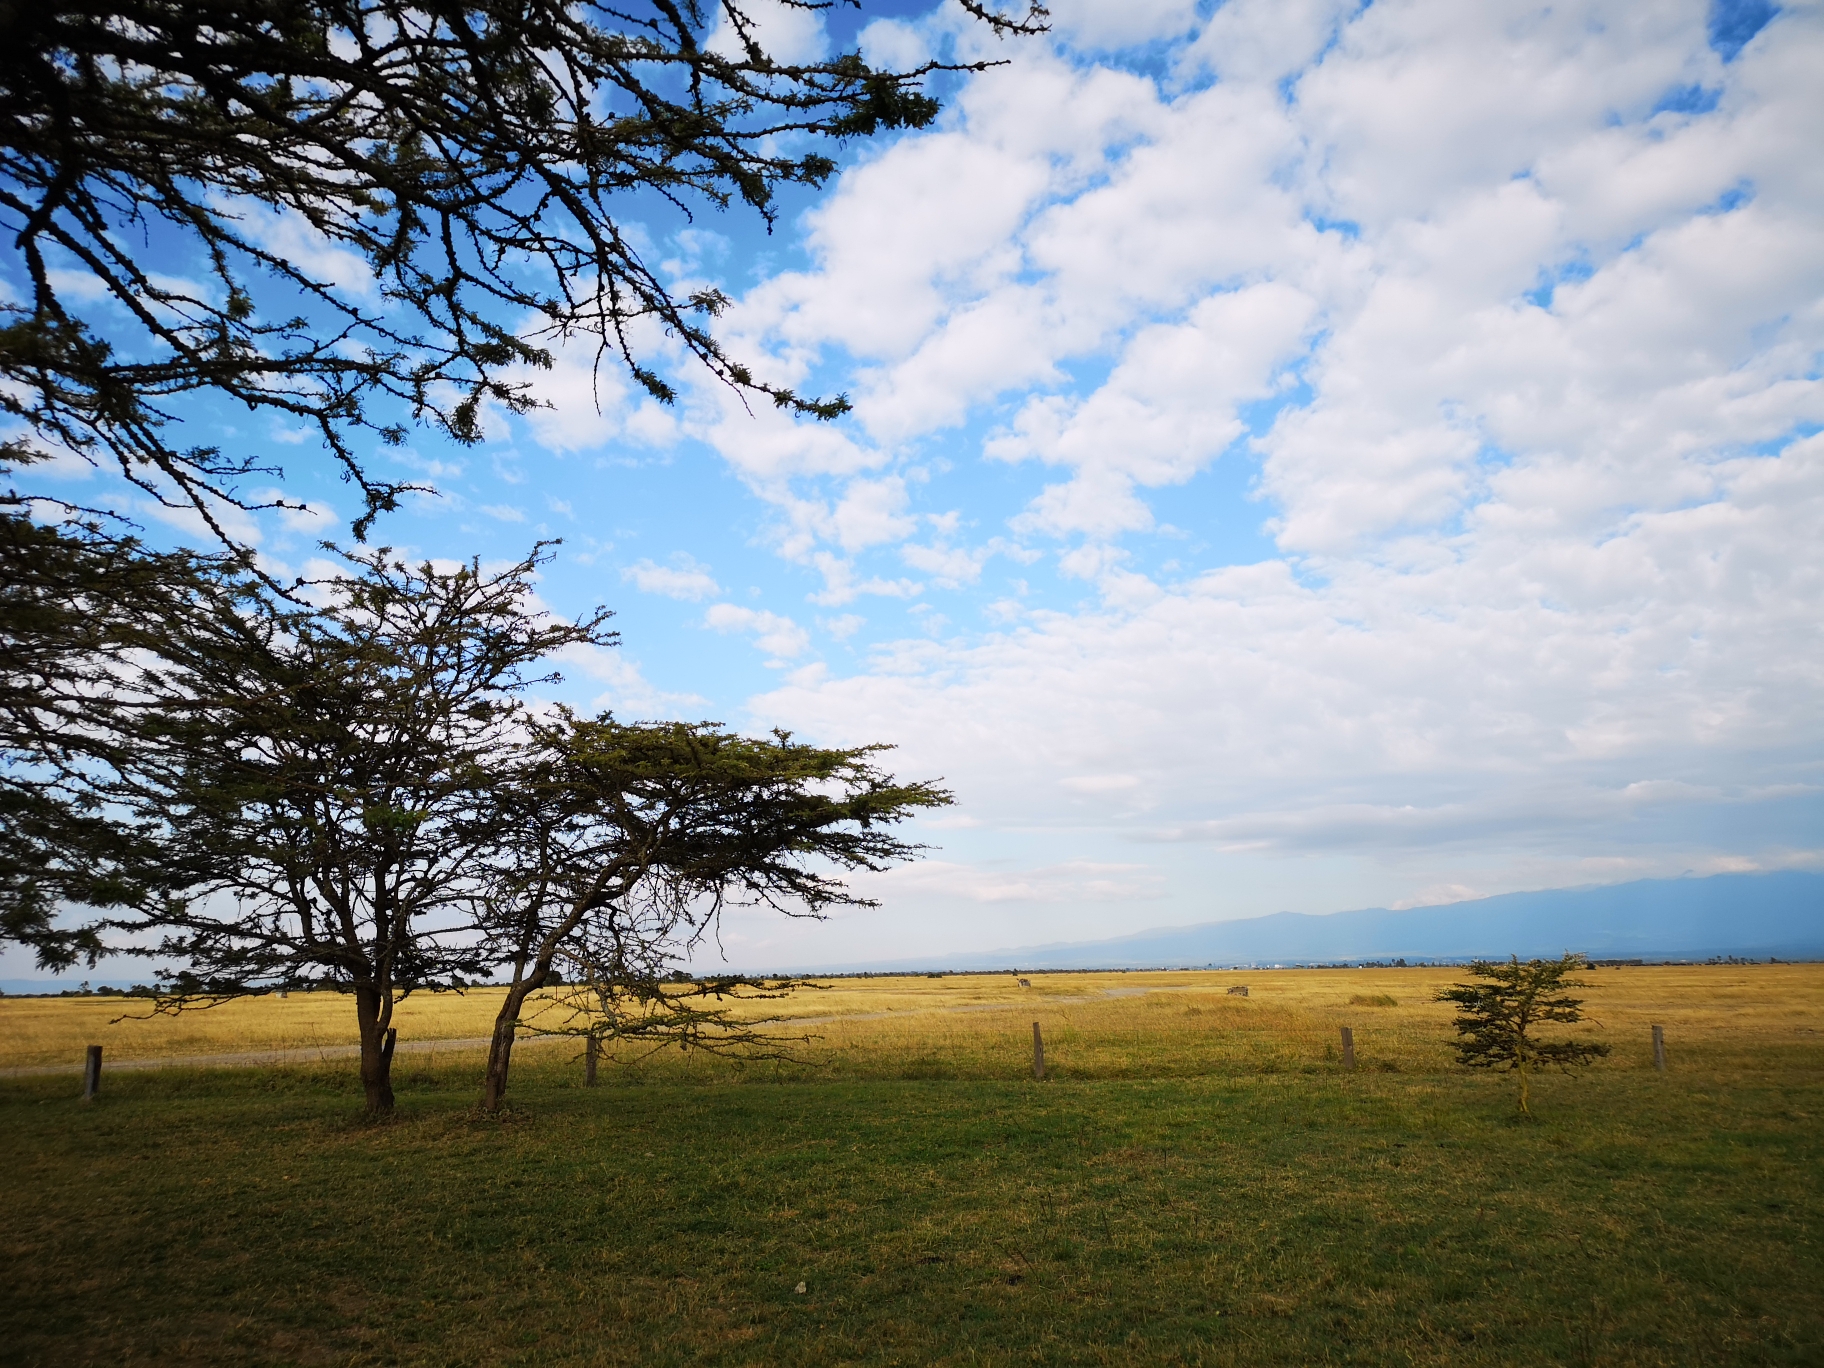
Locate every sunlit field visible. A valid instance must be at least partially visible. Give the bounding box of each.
[6,962,1820,1079]
[4,964,1821,1365]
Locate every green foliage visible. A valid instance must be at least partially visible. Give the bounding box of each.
[0,511,254,968]
[1437,954,1611,1114]
[87,542,618,1109]
[0,0,1045,986]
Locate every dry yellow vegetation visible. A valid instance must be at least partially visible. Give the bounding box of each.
[4,961,1819,1079]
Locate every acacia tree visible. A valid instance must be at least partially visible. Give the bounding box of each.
[1,0,1044,535]
[119,544,613,1112]
[472,712,951,1111]
[1436,954,1611,1115]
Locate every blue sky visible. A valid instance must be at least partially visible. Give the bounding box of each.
[14,0,1821,975]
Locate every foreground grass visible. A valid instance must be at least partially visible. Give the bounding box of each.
[5,966,1820,1363]
[5,1058,1821,1365]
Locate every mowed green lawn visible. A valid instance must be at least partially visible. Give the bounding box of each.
[4,1051,1820,1366]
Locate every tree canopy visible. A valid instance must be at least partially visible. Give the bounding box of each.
[1,0,1043,536]
[0,516,242,966]
[474,711,953,1109]
[45,546,950,1112]
[113,545,614,1111]
[1,4,1010,1105]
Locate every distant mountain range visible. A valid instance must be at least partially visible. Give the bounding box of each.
[6,872,1819,995]
[830,871,1824,973]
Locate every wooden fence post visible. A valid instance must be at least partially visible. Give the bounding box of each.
[1032,1021,1045,1080]
[1652,1024,1666,1072]
[81,1044,102,1101]
[585,1035,600,1087]
[1340,1026,1356,1071]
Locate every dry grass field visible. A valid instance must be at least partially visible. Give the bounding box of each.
[5,962,1820,1080]
[4,962,1820,1365]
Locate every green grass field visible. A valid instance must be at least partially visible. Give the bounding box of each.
[4,966,1821,1365]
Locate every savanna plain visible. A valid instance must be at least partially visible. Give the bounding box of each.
[3,964,1819,1366]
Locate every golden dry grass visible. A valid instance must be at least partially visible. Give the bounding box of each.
[5,961,1818,1079]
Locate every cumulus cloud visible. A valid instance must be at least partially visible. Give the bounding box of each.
[704,603,813,661]
[553,642,711,719]
[518,0,1824,945]
[623,555,721,601]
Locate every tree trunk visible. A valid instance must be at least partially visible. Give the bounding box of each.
[481,984,530,1113]
[356,986,396,1114]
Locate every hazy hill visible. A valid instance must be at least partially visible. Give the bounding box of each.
[840,871,1824,973]
[8,872,1819,993]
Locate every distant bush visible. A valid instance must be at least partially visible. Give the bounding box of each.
[1350,993,1399,1007]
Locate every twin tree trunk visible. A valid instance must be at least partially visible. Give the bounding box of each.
[355,985,397,1113]
[481,890,599,1112]
[481,985,529,1113]
[481,967,553,1112]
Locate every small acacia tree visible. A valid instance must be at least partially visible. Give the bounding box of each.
[1436,954,1610,1115]
[472,712,951,1111]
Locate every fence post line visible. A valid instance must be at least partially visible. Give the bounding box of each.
[585,1035,600,1087]
[1032,1021,1045,1080]
[81,1044,102,1101]
[1652,1024,1666,1073]
[1340,1025,1356,1072]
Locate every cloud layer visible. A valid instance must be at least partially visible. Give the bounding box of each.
[662,0,1824,962]
[171,0,1809,969]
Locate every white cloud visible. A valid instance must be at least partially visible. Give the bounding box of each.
[704,603,813,661]
[224,199,380,299]
[807,552,922,607]
[738,417,1824,902]
[989,278,1317,539]
[553,642,711,719]
[1046,0,1200,52]
[1176,0,1357,86]
[859,858,1170,905]
[705,0,828,64]
[623,555,721,601]
[900,540,997,587]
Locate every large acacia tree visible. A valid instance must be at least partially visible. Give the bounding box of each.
[473,712,951,1110]
[122,544,614,1112]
